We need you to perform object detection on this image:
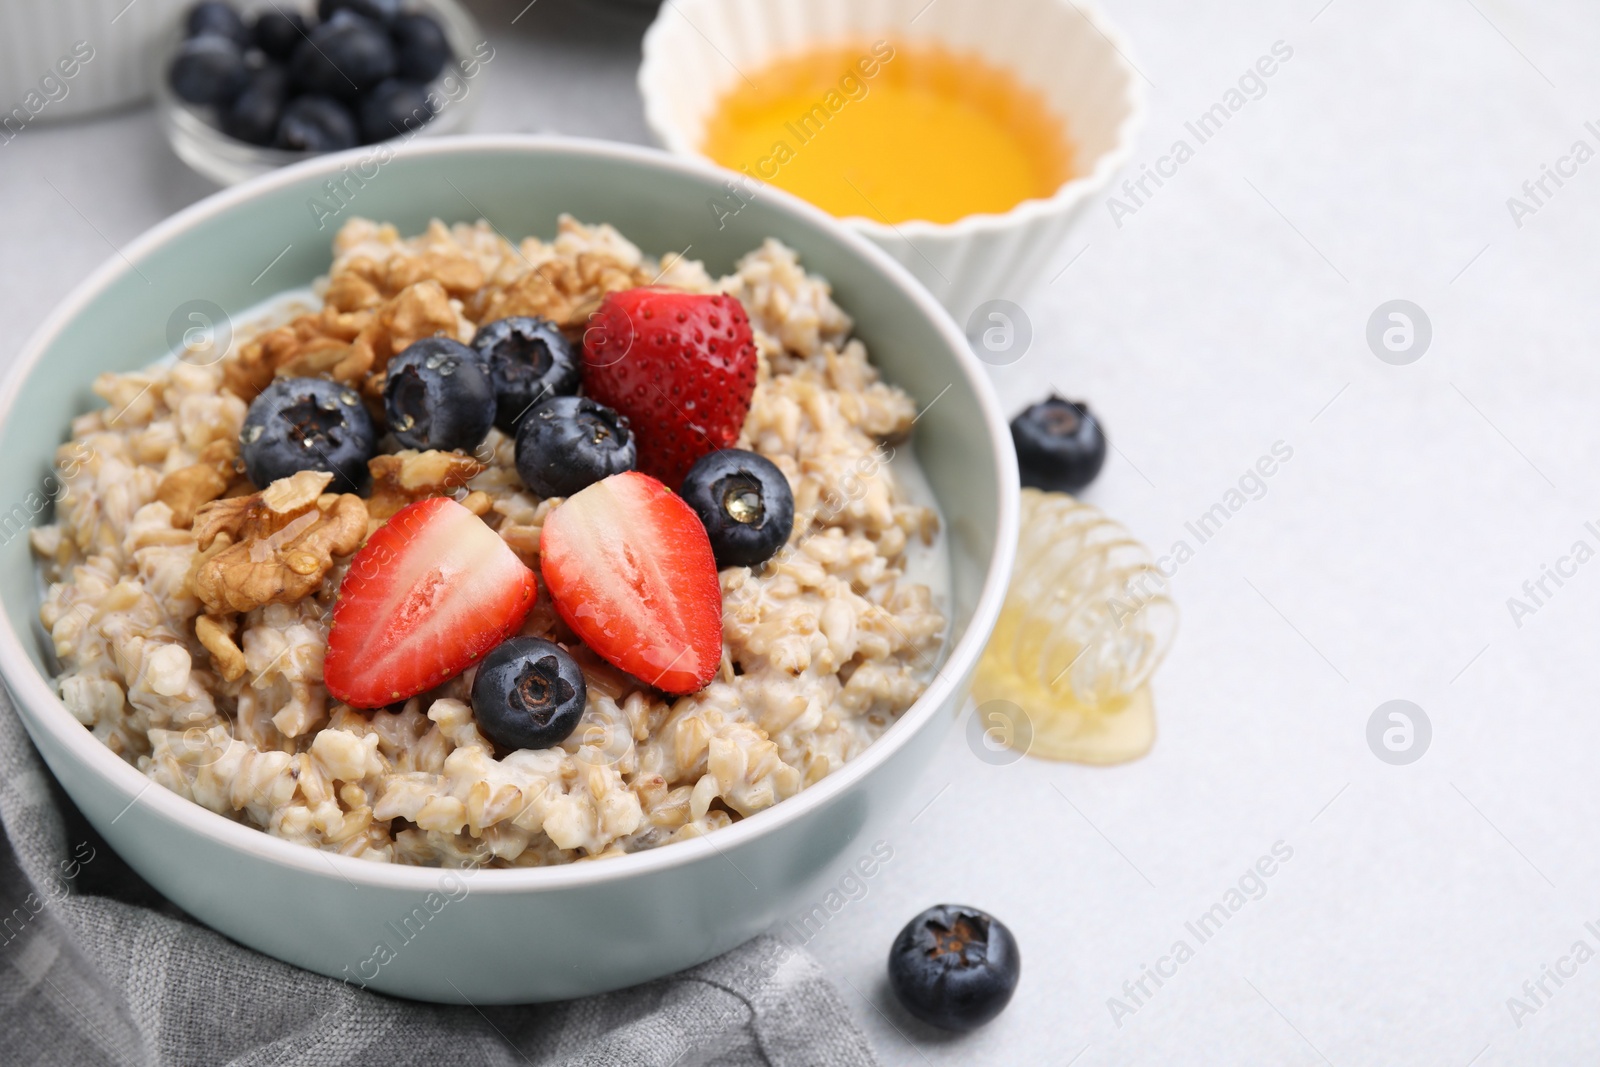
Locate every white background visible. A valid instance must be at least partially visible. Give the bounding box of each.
[4,1,1599,1063]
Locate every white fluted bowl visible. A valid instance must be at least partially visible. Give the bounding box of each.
[638,0,1144,322]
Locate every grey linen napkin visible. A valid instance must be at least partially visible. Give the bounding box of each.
[0,687,880,1067]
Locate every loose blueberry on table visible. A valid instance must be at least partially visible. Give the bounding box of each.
[679,448,795,568]
[239,376,376,490]
[514,396,636,498]
[470,638,588,751]
[167,0,451,153]
[1010,395,1107,493]
[382,337,496,453]
[472,315,582,434]
[888,905,1021,1032]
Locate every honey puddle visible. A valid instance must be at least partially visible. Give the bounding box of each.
[971,490,1176,765]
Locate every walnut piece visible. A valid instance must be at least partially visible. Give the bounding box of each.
[222,280,465,405]
[156,438,246,528]
[344,280,462,395]
[366,449,486,521]
[190,471,368,614]
[383,251,485,298]
[195,614,247,682]
[224,305,372,403]
[472,252,652,330]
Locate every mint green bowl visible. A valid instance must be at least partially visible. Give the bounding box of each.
[0,136,1017,1003]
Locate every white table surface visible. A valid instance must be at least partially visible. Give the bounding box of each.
[5,0,1599,1063]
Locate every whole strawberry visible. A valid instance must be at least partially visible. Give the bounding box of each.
[582,288,758,487]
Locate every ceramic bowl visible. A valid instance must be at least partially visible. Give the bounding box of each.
[0,0,191,124]
[638,0,1145,323]
[0,136,1017,1003]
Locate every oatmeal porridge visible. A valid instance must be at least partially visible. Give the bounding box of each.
[31,216,948,868]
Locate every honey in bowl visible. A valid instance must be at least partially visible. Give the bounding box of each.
[702,40,1074,225]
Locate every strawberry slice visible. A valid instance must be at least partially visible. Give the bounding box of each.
[540,471,722,694]
[325,496,536,708]
[582,288,758,488]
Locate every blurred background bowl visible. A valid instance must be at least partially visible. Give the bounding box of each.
[155,0,484,186]
[0,0,192,121]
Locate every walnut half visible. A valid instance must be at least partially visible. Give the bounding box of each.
[189,470,368,614]
[366,449,485,521]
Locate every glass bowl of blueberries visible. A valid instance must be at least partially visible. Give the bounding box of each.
[157,0,484,185]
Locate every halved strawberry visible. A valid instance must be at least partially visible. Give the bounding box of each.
[539,471,722,695]
[582,288,758,488]
[325,497,536,709]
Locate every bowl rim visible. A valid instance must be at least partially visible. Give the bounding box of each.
[636,0,1147,241]
[0,133,1019,895]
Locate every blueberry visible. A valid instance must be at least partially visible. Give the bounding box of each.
[184,1,250,46]
[472,317,581,434]
[240,377,377,491]
[390,12,451,82]
[514,397,635,498]
[679,449,794,568]
[274,94,359,151]
[471,637,588,751]
[1010,395,1106,493]
[318,0,403,24]
[224,66,290,146]
[383,338,496,452]
[167,36,249,106]
[888,905,1020,1032]
[357,78,432,143]
[289,12,396,98]
[252,10,309,61]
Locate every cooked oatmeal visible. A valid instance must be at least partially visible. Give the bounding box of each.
[32,217,947,868]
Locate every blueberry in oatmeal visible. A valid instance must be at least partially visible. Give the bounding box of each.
[888,905,1020,1032]
[473,316,581,434]
[471,638,589,751]
[680,449,794,568]
[289,12,396,99]
[240,376,376,490]
[513,396,635,498]
[168,35,249,106]
[1011,395,1106,493]
[383,337,495,453]
[274,94,359,152]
